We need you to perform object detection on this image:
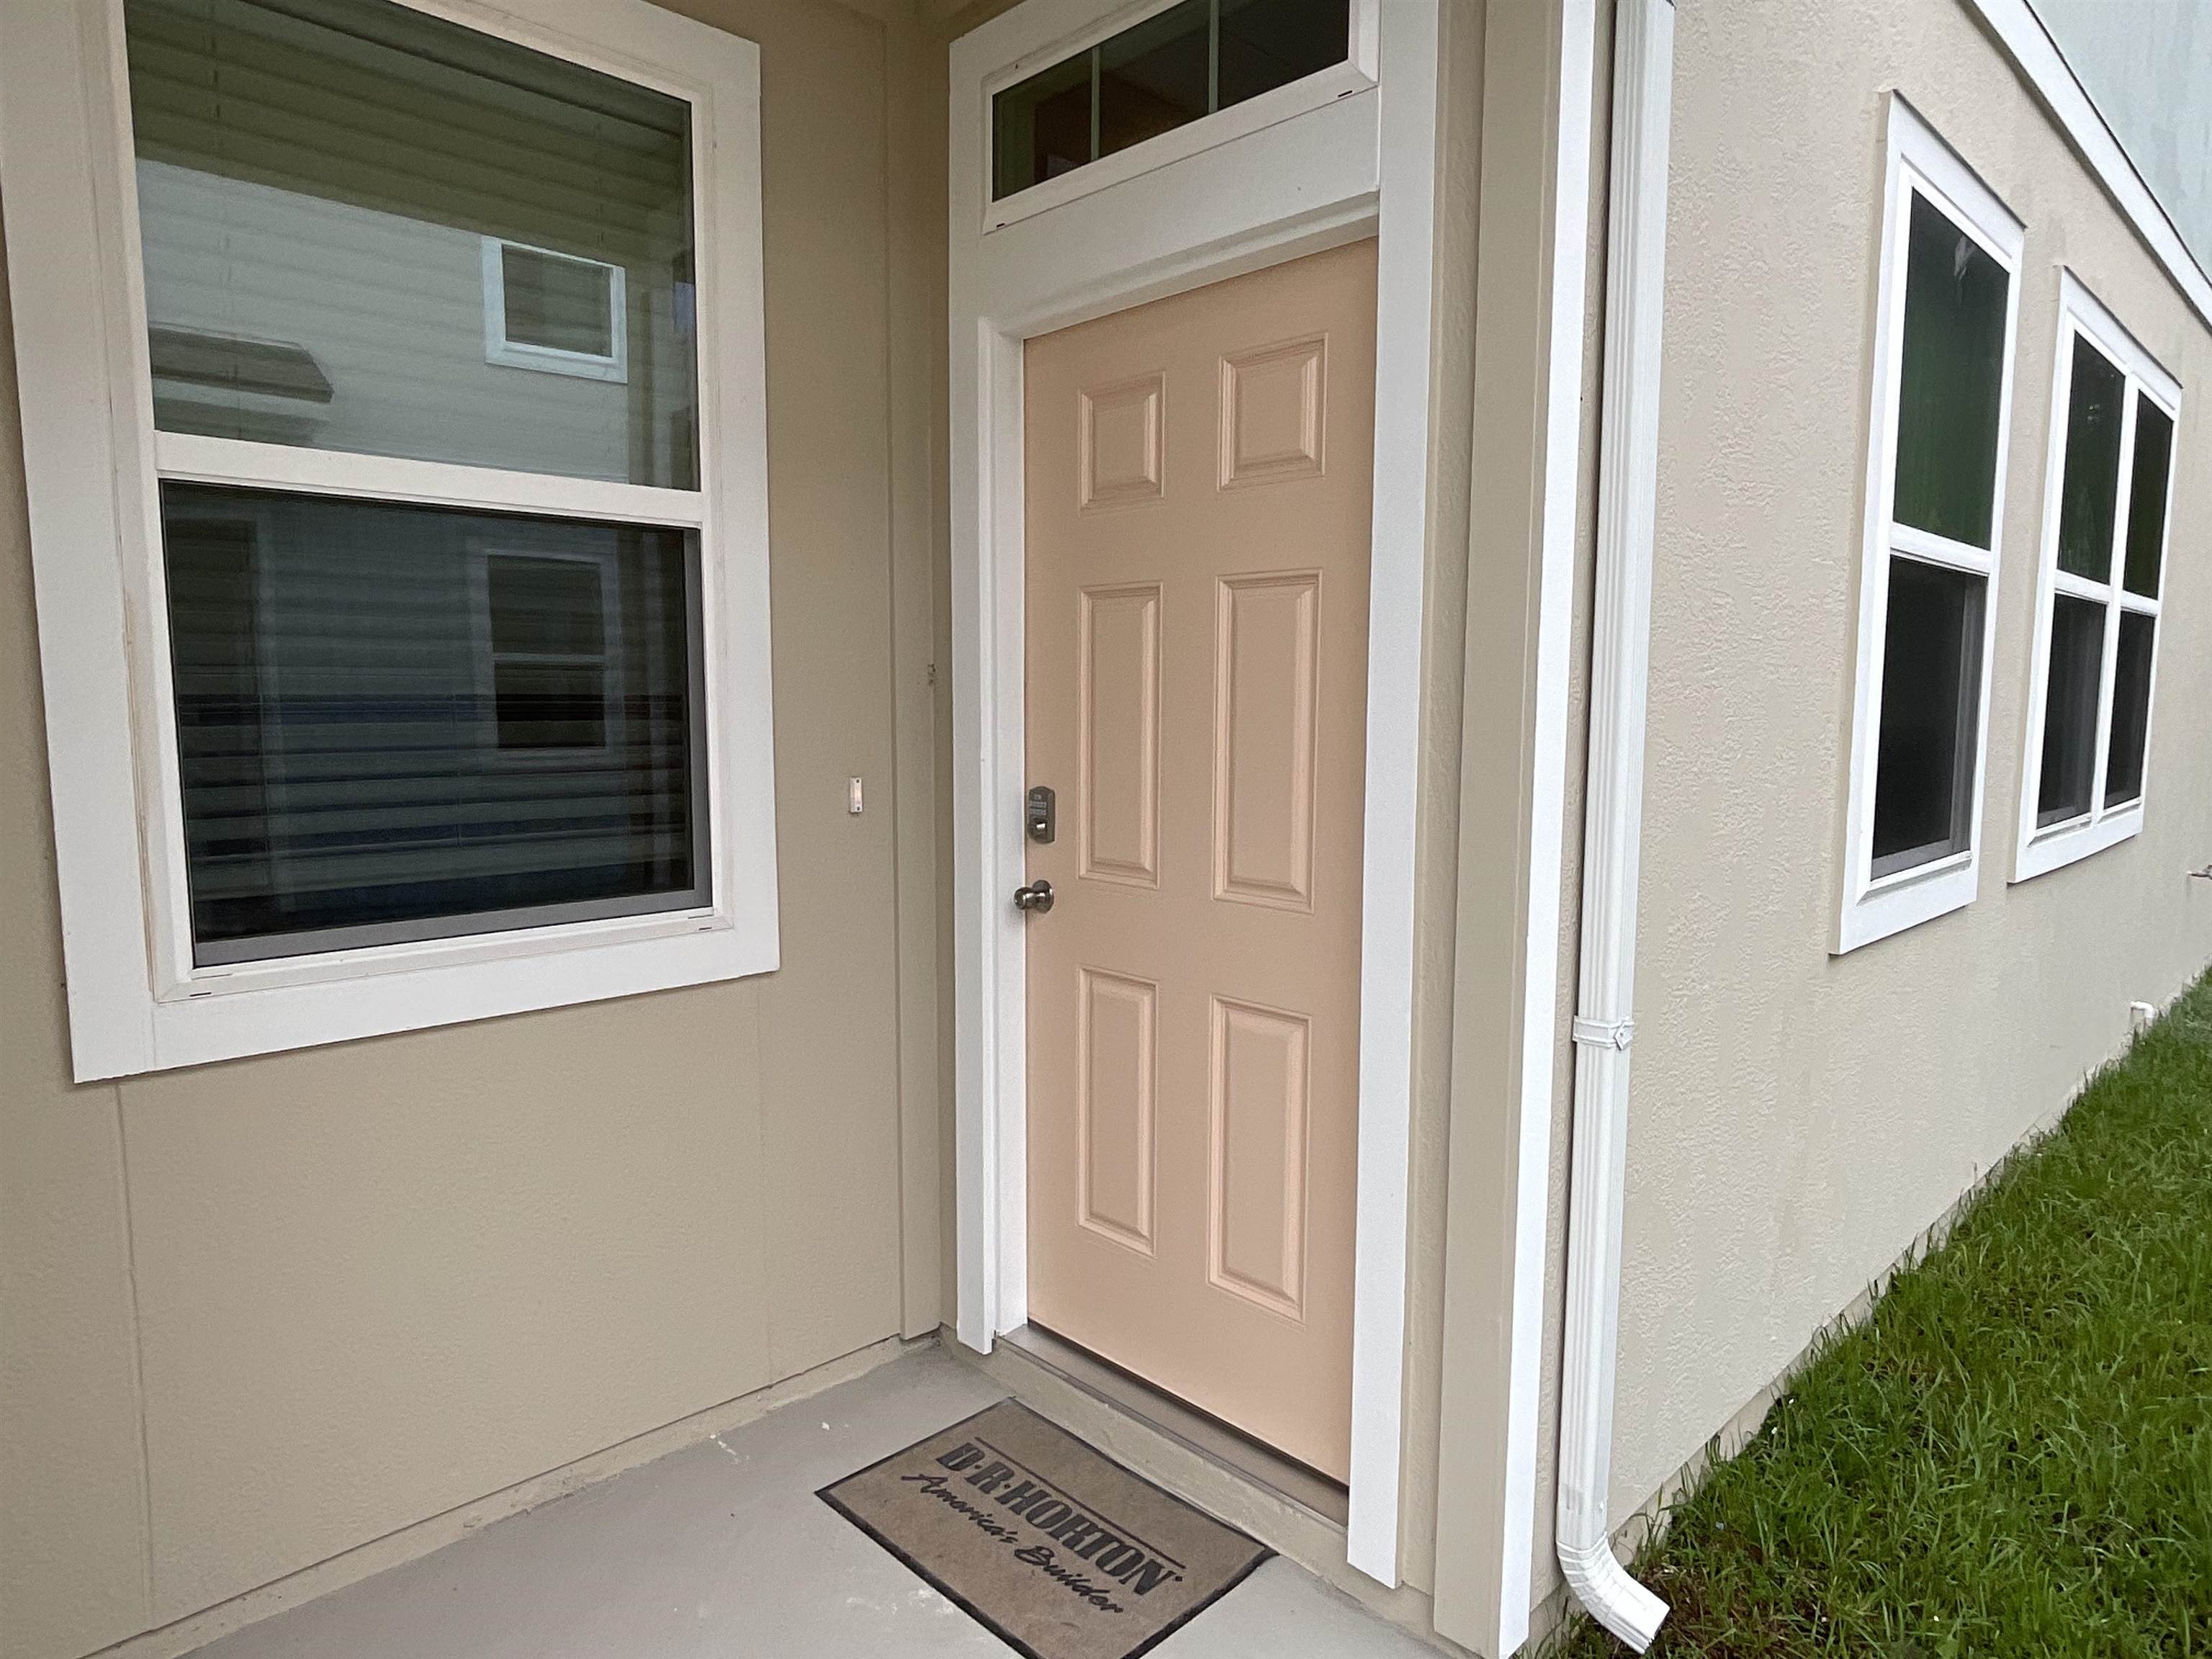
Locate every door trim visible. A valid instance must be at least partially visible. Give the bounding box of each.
[947,0,1440,1588]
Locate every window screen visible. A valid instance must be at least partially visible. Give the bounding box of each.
[1871,557,1984,876]
[163,485,706,964]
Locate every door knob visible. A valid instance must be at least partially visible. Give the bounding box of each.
[1012,879,1055,914]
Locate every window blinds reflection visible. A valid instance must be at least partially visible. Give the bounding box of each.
[162,485,708,963]
[126,0,699,487]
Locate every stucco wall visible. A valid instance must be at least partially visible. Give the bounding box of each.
[1604,0,2212,1540]
[0,3,938,1655]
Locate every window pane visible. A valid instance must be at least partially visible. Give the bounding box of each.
[2036,593,2105,827]
[2104,611,2154,806]
[2123,395,2174,598]
[161,483,706,963]
[495,660,607,751]
[1218,0,1351,107]
[127,0,698,488]
[992,55,1092,201]
[2055,335,2126,580]
[1871,556,1986,876]
[487,556,607,658]
[1098,0,1211,161]
[1892,192,2010,549]
[500,246,616,360]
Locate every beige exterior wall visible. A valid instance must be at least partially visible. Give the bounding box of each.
[0,3,948,1655]
[1591,0,2212,1578]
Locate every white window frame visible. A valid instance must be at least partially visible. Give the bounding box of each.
[481,236,631,383]
[2011,271,2179,882]
[0,0,776,1080]
[1836,96,2024,954]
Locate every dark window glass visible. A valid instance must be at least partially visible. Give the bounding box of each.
[2123,395,2174,598]
[2054,336,2126,579]
[487,555,609,750]
[2104,611,2155,806]
[161,483,706,963]
[501,246,616,359]
[991,55,1092,201]
[990,0,1352,201]
[2036,593,2105,827]
[1099,1,1210,161]
[1218,0,1349,106]
[1871,556,1986,876]
[1892,192,2010,549]
[127,0,696,487]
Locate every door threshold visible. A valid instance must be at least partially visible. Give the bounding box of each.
[994,1323,1350,1529]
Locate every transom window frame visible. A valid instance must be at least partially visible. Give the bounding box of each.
[1837,95,2025,955]
[0,0,776,1081]
[977,0,1380,234]
[2011,271,2180,883]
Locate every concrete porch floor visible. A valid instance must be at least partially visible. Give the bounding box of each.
[189,1346,1439,1658]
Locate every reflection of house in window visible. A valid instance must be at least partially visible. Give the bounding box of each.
[164,513,274,936]
[482,239,629,382]
[148,325,333,445]
[481,552,621,754]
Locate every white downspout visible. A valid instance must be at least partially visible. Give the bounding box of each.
[1556,0,1675,1649]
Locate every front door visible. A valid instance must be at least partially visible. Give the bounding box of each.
[1021,239,1375,1480]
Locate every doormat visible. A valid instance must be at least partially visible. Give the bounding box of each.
[818,1400,1271,1659]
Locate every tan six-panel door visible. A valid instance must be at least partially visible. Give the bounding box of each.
[1023,240,1375,1480]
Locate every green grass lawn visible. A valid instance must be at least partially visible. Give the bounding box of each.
[1554,971,2212,1658]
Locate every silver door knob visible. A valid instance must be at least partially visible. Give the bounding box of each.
[1012,879,1055,914]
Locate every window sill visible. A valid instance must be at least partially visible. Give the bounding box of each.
[2010,806,2143,884]
[75,914,775,1082]
[1835,852,1980,954]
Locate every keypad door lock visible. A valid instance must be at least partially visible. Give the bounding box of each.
[1027,785,1056,843]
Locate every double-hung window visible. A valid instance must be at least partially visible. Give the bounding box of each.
[2013,273,2180,880]
[1838,98,2023,952]
[0,0,775,1078]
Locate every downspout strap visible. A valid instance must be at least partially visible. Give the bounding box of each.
[1571,1015,1636,1051]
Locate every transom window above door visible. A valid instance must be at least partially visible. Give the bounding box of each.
[991,0,1357,205]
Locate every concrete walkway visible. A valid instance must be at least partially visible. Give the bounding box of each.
[192,1347,1438,1658]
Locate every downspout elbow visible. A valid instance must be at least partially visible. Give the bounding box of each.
[1558,1528,1668,1651]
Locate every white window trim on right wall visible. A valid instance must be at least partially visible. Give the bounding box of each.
[1836,95,2025,955]
[2010,271,2180,883]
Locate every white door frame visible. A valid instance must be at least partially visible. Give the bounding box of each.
[948,0,1439,1586]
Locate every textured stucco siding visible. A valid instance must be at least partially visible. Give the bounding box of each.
[1603,0,2212,1543]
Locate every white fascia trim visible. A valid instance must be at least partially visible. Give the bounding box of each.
[1488,0,1599,1650]
[1555,0,1673,1648]
[1963,0,2212,332]
[1343,0,1442,1589]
